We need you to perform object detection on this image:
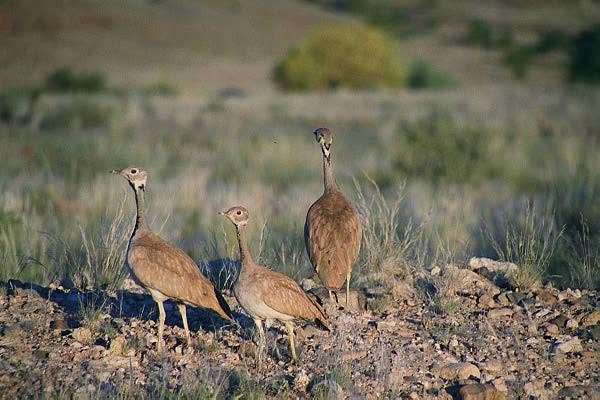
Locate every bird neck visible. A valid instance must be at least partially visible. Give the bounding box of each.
[132,184,150,237]
[235,224,255,270]
[323,153,338,194]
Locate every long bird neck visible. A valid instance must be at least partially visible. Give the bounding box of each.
[236,224,255,270]
[132,184,150,238]
[323,152,338,194]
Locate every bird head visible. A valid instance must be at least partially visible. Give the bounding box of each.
[111,166,148,190]
[219,206,250,227]
[313,127,333,158]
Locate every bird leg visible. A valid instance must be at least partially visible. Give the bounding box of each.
[156,300,166,352]
[177,303,192,347]
[253,319,266,368]
[328,290,335,303]
[285,322,298,361]
[346,275,350,308]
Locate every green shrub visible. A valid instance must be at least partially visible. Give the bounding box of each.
[534,29,570,54]
[274,25,404,91]
[503,46,535,79]
[569,24,600,83]
[45,67,108,93]
[39,98,120,132]
[465,19,513,49]
[0,88,35,123]
[392,111,497,183]
[406,61,456,89]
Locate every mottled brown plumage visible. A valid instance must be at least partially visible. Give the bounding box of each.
[220,206,329,363]
[112,166,233,352]
[305,128,362,306]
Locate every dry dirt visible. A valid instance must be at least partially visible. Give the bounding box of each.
[0,258,598,399]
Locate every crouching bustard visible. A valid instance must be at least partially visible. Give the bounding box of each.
[220,206,329,364]
[112,166,233,351]
[305,128,362,307]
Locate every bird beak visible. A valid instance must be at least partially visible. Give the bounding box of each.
[110,169,121,175]
[217,211,224,216]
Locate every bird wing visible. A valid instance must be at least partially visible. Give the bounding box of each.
[128,233,230,318]
[255,267,327,325]
[305,192,362,290]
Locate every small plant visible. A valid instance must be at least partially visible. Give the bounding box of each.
[503,46,535,79]
[392,111,497,183]
[406,60,456,89]
[489,203,562,290]
[568,24,600,83]
[465,19,513,49]
[44,67,107,93]
[565,219,600,290]
[78,291,112,342]
[274,25,404,91]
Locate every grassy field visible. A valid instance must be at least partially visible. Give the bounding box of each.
[1,0,599,293]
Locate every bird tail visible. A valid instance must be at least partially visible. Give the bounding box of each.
[214,287,235,323]
[308,295,331,331]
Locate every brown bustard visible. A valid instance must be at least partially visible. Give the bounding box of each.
[220,206,329,363]
[305,127,362,307]
[112,166,233,352]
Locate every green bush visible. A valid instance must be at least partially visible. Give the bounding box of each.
[569,24,600,83]
[503,46,535,79]
[45,67,108,93]
[392,111,496,183]
[406,61,455,89]
[465,19,513,49]
[273,25,405,91]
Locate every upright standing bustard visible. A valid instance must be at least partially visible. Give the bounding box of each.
[305,128,362,306]
[220,206,329,364]
[112,166,233,352]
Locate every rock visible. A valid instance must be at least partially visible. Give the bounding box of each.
[479,360,503,375]
[432,362,481,380]
[293,369,311,392]
[478,294,496,308]
[506,292,526,304]
[108,335,126,356]
[581,310,600,327]
[565,319,579,330]
[458,383,504,400]
[441,265,500,297]
[376,319,397,331]
[544,323,559,335]
[488,308,513,319]
[300,278,316,291]
[339,350,367,361]
[467,257,517,287]
[72,327,93,345]
[523,380,549,399]
[532,308,552,320]
[491,378,508,393]
[552,337,583,354]
[536,289,557,304]
[558,385,600,399]
[549,314,568,328]
[89,345,106,359]
[49,319,69,331]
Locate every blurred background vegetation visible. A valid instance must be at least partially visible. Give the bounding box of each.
[0,0,599,293]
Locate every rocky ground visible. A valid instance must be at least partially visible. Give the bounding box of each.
[0,258,598,399]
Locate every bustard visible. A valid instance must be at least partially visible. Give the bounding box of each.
[219,206,329,363]
[305,127,362,307]
[112,166,233,352]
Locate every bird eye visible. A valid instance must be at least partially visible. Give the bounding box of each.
[236,210,242,215]
[131,169,137,174]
